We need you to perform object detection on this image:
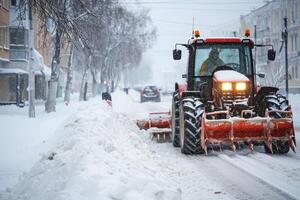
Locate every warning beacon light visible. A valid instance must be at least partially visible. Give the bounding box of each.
[244,28,251,37]
[193,29,201,38]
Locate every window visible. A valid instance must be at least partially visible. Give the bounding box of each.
[293,65,299,79]
[295,34,298,52]
[0,75,17,102]
[11,0,16,6]
[292,0,298,23]
[291,35,294,52]
[10,28,28,46]
[0,27,9,49]
[290,34,298,52]
[0,28,3,48]
[195,44,251,76]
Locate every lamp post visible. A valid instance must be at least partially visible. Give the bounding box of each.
[28,0,35,118]
[283,17,289,98]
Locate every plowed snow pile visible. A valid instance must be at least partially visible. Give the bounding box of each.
[3,100,180,200]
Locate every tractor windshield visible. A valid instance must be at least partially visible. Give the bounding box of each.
[194,44,252,76]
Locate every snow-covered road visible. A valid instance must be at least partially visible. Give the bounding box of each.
[1,90,299,200]
[112,90,300,200]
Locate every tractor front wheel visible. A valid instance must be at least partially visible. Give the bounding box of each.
[263,94,290,154]
[179,97,204,154]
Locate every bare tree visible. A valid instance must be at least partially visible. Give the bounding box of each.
[64,42,73,105]
[18,0,156,110]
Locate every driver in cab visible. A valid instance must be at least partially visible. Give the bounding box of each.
[199,48,224,75]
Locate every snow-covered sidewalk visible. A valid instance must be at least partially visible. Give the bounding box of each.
[0,97,82,191]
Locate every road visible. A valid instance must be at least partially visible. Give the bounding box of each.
[112,90,300,200]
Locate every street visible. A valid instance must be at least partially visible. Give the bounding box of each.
[111,90,300,200]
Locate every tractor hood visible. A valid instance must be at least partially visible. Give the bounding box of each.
[213,70,250,83]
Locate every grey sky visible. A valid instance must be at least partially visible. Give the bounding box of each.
[124,0,267,85]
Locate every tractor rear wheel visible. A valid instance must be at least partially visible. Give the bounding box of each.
[171,91,180,147]
[179,97,204,154]
[263,94,290,154]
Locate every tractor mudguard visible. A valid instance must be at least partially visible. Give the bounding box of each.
[254,86,279,104]
[182,91,202,99]
[175,83,187,99]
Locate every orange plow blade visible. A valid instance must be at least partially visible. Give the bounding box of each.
[201,110,296,154]
[137,112,172,142]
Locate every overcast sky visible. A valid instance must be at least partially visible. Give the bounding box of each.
[124,0,267,85]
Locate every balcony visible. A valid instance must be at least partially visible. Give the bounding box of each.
[9,27,29,61]
[10,48,28,61]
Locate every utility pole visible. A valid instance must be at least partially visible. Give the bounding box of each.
[28,0,35,118]
[283,17,289,98]
[254,25,257,62]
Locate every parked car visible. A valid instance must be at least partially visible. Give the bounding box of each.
[140,85,161,102]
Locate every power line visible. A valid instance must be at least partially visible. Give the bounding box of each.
[121,1,264,5]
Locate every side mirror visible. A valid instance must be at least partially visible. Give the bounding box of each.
[182,74,187,78]
[173,49,182,60]
[268,49,276,61]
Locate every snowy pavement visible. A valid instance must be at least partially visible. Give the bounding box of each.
[0,96,82,191]
[0,91,300,200]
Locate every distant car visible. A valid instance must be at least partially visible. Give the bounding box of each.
[140,85,161,102]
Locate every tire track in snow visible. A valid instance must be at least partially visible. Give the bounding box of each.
[149,142,294,200]
[190,154,294,200]
[219,154,300,200]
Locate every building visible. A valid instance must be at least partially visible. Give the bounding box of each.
[0,0,51,106]
[0,0,26,105]
[240,0,300,93]
[0,0,9,62]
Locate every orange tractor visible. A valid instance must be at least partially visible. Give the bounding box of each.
[137,30,296,154]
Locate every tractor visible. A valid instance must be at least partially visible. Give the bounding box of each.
[171,29,296,154]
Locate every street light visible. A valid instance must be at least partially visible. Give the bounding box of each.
[282,17,289,98]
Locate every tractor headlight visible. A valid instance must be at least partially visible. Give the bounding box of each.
[221,82,232,91]
[236,82,246,91]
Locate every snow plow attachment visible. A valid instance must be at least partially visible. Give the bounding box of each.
[201,109,296,154]
[136,112,172,142]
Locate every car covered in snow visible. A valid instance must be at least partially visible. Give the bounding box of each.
[140,85,161,103]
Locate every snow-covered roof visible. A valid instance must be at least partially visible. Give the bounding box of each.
[214,70,249,82]
[0,68,28,74]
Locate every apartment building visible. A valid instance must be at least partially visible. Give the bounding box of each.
[240,0,300,93]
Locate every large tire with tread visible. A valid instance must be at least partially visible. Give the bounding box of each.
[171,91,180,147]
[263,94,290,154]
[179,97,204,154]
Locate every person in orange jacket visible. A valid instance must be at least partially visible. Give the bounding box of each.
[199,48,224,76]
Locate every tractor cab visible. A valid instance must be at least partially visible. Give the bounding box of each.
[173,34,275,107]
[188,38,255,105]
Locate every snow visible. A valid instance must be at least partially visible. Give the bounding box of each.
[0,90,300,200]
[214,70,249,82]
[1,98,181,200]
[0,68,28,74]
[0,95,81,191]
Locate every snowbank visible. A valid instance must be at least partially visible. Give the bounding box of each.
[2,99,180,200]
[0,96,81,191]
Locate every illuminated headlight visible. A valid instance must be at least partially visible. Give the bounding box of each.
[236,82,246,91]
[221,82,232,91]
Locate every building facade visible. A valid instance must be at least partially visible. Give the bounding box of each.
[240,0,300,93]
[0,0,51,106]
[0,0,10,62]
